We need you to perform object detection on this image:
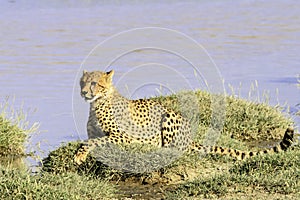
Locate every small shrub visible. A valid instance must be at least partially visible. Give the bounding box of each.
[0,99,38,156]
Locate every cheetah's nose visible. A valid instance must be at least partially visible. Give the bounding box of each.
[81,91,88,96]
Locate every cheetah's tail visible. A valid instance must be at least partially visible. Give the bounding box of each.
[191,127,296,160]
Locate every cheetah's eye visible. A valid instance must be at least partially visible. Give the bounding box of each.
[91,82,97,86]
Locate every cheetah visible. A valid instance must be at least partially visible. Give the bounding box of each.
[74,70,295,165]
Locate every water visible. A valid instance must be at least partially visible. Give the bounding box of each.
[0,0,299,158]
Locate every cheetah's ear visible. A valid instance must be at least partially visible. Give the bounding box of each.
[106,70,114,82]
[83,70,87,74]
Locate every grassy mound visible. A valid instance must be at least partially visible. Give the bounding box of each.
[41,90,297,199]
[167,146,300,199]
[154,90,292,141]
[42,141,193,183]
[42,139,299,199]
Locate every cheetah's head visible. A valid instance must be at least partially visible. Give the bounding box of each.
[80,70,115,103]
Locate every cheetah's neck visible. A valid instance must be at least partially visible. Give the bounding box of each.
[90,87,129,110]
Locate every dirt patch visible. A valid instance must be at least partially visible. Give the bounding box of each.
[112,161,230,199]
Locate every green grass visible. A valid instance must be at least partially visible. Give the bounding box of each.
[0,165,117,200]
[41,137,300,199]
[167,146,300,199]
[154,90,292,141]
[0,101,117,199]
[0,116,27,156]
[0,99,38,156]
[165,86,300,199]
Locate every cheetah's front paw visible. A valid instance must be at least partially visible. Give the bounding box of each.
[74,146,89,165]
